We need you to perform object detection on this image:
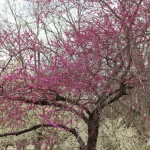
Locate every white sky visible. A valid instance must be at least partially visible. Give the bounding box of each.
[0,0,28,11]
[0,0,5,8]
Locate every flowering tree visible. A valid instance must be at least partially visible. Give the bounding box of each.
[0,0,149,149]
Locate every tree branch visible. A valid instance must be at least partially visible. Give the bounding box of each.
[100,83,131,109]
[0,124,85,149]
[0,95,89,124]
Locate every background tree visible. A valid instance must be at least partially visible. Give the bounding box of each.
[0,0,149,150]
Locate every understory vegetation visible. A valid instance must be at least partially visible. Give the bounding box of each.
[1,117,150,150]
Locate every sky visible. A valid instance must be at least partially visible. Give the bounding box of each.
[0,0,5,9]
[0,0,28,12]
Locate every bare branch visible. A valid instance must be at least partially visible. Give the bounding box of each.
[0,124,85,148]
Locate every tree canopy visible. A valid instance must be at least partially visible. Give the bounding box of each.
[0,0,149,149]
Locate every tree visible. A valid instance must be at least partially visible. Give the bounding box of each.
[0,0,149,149]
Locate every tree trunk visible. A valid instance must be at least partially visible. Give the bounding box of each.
[86,111,100,150]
